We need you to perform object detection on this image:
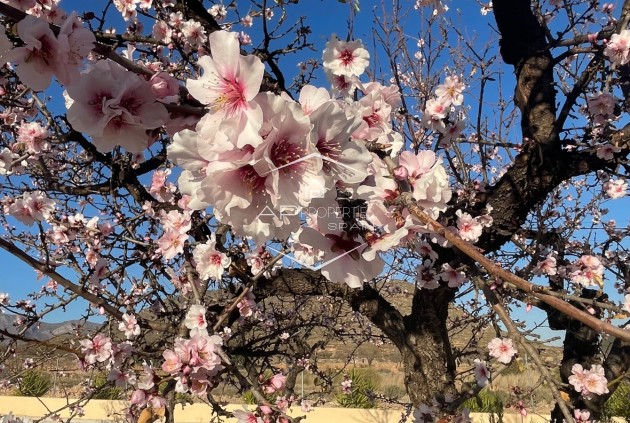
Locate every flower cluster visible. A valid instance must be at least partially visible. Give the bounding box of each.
[569,364,609,399]
[169,31,452,288]
[569,255,604,288]
[161,332,224,396]
[0,14,95,91]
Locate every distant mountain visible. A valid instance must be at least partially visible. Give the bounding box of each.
[0,313,101,342]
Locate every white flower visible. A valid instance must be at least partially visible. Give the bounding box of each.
[487,337,517,364]
[322,35,369,78]
[193,238,231,281]
[184,304,208,335]
[604,179,627,199]
[456,210,483,243]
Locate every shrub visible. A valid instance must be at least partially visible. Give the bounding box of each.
[602,381,630,421]
[382,384,405,400]
[336,368,381,409]
[15,370,51,397]
[462,389,506,414]
[91,374,124,400]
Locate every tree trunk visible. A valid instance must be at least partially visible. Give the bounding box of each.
[402,287,457,406]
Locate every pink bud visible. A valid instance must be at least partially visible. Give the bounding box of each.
[393,166,408,180]
[526,303,532,313]
[259,405,273,415]
[588,32,599,43]
[149,71,180,99]
[130,389,147,407]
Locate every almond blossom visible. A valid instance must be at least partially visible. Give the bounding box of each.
[118,313,141,339]
[297,212,384,288]
[192,237,231,281]
[66,60,168,154]
[435,75,465,107]
[322,35,370,78]
[416,259,440,289]
[532,254,557,276]
[7,191,55,225]
[439,263,467,288]
[0,15,68,91]
[473,358,490,387]
[156,229,188,260]
[456,210,483,243]
[587,92,616,124]
[186,31,264,146]
[261,373,287,394]
[569,364,609,398]
[184,304,208,335]
[233,409,263,423]
[17,121,49,153]
[570,255,604,288]
[604,29,630,65]
[487,337,517,364]
[79,334,113,365]
[397,151,452,218]
[574,410,591,423]
[596,143,621,160]
[604,179,627,199]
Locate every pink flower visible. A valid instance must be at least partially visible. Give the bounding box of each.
[184,304,208,334]
[473,359,490,387]
[0,15,68,91]
[604,30,630,65]
[8,191,56,225]
[66,60,168,154]
[569,364,609,398]
[17,121,49,153]
[416,259,440,289]
[570,255,604,288]
[456,210,483,243]
[182,19,207,45]
[487,337,517,364]
[596,143,621,160]
[397,151,452,218]
[341,377,353,394]
[237,292,257,318]
[157,229,188,260]
[117,313,141,339]
[574,409,591,423]
[161,349,182,374]
[532,254,557,276]
[604,179,627,199]
[297,216,384,289]
[322,35,370,78]
[79,334,113,365]
[587,92,616,124]
[439,263,467,288]
[152,20,172,43]
[624,294,630,313]
[262,373,287,394]
[186,31,264,145]
[193,239,231,281]
[422,98,449,131]
[233,409,263,423]
[130,389,147,408]
[149,71,180,101]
